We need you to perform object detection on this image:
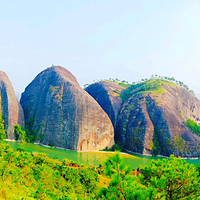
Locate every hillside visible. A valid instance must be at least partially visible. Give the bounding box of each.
[0,71,24,139]
[20,66,114,151]
[86,81,125,128]
[0,141,200,199]
[86,79,200,157]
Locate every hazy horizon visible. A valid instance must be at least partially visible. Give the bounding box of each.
[1,1,200,97]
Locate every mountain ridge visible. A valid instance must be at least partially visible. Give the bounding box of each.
[86,78,200,157]
[0,71,24,139]
[20,66,114,151]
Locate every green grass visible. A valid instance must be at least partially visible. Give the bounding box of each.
[185,119,200,136]
[120,79,178,102]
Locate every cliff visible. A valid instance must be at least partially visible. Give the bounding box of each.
[85,81,124,128]
[116,79,200,156]
[0,71,24,139]
[87,79,200,157]
[20,66,114,151]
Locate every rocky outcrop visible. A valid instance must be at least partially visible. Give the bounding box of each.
[20,66,114,151]
[116,79,200,157]
[0,71,24,139]
[86,81,124,128]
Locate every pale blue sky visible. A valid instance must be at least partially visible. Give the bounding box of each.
[0,0,200,97]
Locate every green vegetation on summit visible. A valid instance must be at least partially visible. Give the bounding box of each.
[120,79,175,102]
[86,76,200,157]
[185,119,200,136]
[0,67,200,158]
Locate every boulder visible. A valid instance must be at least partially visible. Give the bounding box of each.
[116,79,200,156]
[0,71,24,139]
[20,66,114,151]
[86,81,124,128]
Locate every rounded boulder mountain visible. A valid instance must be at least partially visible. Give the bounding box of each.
[0,71,24,139]
[20,66,114,151]
[116,79,200,157]
[85,81,125,128]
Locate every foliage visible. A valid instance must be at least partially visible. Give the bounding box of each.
[24,118,37,142]
[120,83,143,102]
[84,78,131,89]
[85,75,196,102]
[185,119,200,136]
[140,155,200,199]
[152,128,163,156]
[98,152,149,200]
[173,136,190,156]
[0,111,6,140]
[120,79,168,102]
[0,142,101,199]
[102,144,125,152]
[1,143,200,199]
[99,153,200,199]
[14,124,26,142]
[149,75,195,95]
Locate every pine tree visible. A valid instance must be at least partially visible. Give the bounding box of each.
[14,124,26,142]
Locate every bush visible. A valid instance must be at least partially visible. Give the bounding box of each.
[0,112,6,140]
[1,142,200,199]
[14,125,26,142]
[140,155,200,199]
[185,119,200,135]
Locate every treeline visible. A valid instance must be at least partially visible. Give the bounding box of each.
[0,111,26,142]
[185,119,200,136]
[84,78,131,89]
[84,75,195,95]
[0,142,200,199]
[150,75,195,95]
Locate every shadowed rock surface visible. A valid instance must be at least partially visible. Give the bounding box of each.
[116,79,200,157]
[0,71,24,139]
[20,66,114,151]
[85,81,125,128]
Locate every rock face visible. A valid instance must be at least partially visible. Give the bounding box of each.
[0,71,24,139]
[86,81,124,128]
[20,66,114,151]
[116,79,200,157]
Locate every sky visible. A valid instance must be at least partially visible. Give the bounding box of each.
[0,0,200,97]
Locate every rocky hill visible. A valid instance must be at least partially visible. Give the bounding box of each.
[86,81,125,128]
[20,66,114,151]
[87,79,200,157]
[0,71,24,139]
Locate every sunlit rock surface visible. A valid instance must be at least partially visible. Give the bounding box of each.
[20,66,114,151]
[0,71,24,139]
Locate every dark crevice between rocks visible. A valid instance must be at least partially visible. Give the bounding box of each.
[145,95,173,157]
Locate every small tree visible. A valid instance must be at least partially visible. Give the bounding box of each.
[140,155,200,199]
[14,125,26,142]
[0,111,6,140]
[173,136,189,156]
[98,152,150,199]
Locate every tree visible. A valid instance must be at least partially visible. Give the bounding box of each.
[0,111,6,140]
[14,125,26,142]
[173,136,189,156]
[140,155,200,199]
[98,152,150,200]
